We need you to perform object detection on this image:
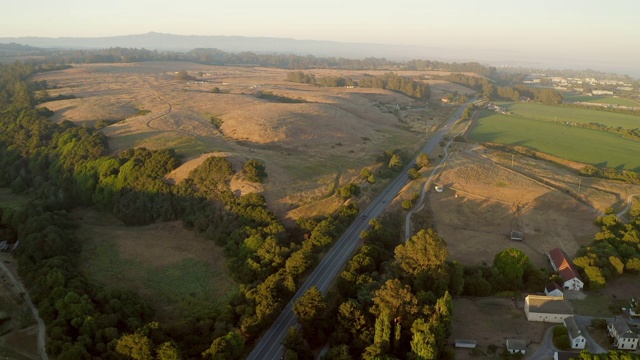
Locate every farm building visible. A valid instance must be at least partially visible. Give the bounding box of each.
[454,339,477,349]
[506,339,527,354]
[548,248,584,291]
[510,231,523,241]
[608,318,639,350]
[524,295,573,323]
[564,316,586,350]
[544,282,564,297]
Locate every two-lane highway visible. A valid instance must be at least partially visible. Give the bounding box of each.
[246,102,471,360]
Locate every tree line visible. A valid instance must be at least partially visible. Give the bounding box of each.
[287,71,430,100]
[437,73,564,105]
[13,45,498,74]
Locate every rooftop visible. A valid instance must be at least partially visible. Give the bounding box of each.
[548,248,582,283]
[506,338,527,351]
[526,295,574,315]
[564,316,582,339]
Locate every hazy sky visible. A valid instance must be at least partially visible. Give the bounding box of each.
[2,0,639,74]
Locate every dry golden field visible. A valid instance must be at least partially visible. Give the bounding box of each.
[409,142,640,268]
[34,62,468,219]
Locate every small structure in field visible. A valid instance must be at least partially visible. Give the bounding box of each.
[506,338,527,354]
[510,231,523,241]
[454,339,477,349]
[434,185,444,192]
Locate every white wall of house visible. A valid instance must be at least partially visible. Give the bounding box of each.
[615,337,638,350]
[571,335,586,349]
[525,311,571,323]
[563,278,583,291]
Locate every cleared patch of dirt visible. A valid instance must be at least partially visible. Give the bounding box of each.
[451,297,548,360]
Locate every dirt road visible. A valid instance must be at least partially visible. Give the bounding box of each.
[0,258,48,360]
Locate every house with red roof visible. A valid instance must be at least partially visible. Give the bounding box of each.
[548,248,584,291]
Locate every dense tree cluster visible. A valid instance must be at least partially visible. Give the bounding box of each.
[439,73,563,105]
[286,71,429,100]
[460,248,548,296]
[304,214,459,360]
[572,212,640,289]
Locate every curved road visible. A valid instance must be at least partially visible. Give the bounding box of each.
[617,194,639,220]
[0,258,49,360]
[246,102,472,360]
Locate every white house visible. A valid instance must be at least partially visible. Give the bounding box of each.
[506,339,527,354]
[548,248,584,291]
[545,282,564,297]
[525,295,574,323]
[564,316,586,350]
[608,318,639,350]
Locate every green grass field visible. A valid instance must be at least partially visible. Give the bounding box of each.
[497,102,640,129]
[469,109,640,171]
[564,94,640,107]
[81,235,237,322]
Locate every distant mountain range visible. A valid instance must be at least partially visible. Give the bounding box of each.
[0,32,435,59]
[1,32,637,77]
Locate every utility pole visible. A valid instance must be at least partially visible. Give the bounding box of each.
[511,154,514,167]
[578,178,582,194]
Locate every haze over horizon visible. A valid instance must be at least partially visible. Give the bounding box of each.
[2,0,639,76]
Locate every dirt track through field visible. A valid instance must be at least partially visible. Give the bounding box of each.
[0,258,48,360]
[146,92,172,130]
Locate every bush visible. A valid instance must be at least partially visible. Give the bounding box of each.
[552,326,571,350]
[591,318,608,330]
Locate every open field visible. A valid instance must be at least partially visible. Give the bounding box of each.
[75,208,236,324]
[33,62,467,219]
[498,101,640,129]
[564,94,640,107]
[469,109,640,171]
[450,297,547,359]
[415,143,640,268]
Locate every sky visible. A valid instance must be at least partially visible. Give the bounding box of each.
[2,0,639,75]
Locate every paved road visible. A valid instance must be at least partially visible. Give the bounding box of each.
[0,257,49,360]
[526,325,555,360]
[246,102,470,360]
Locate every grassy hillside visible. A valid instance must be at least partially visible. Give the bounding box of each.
[469,109,640,171]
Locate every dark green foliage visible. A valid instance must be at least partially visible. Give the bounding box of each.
[552,326,571,350]
[339,183,361,200]
[492,248,531,291]
[258,91,307,103]
[243,159,267,183]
